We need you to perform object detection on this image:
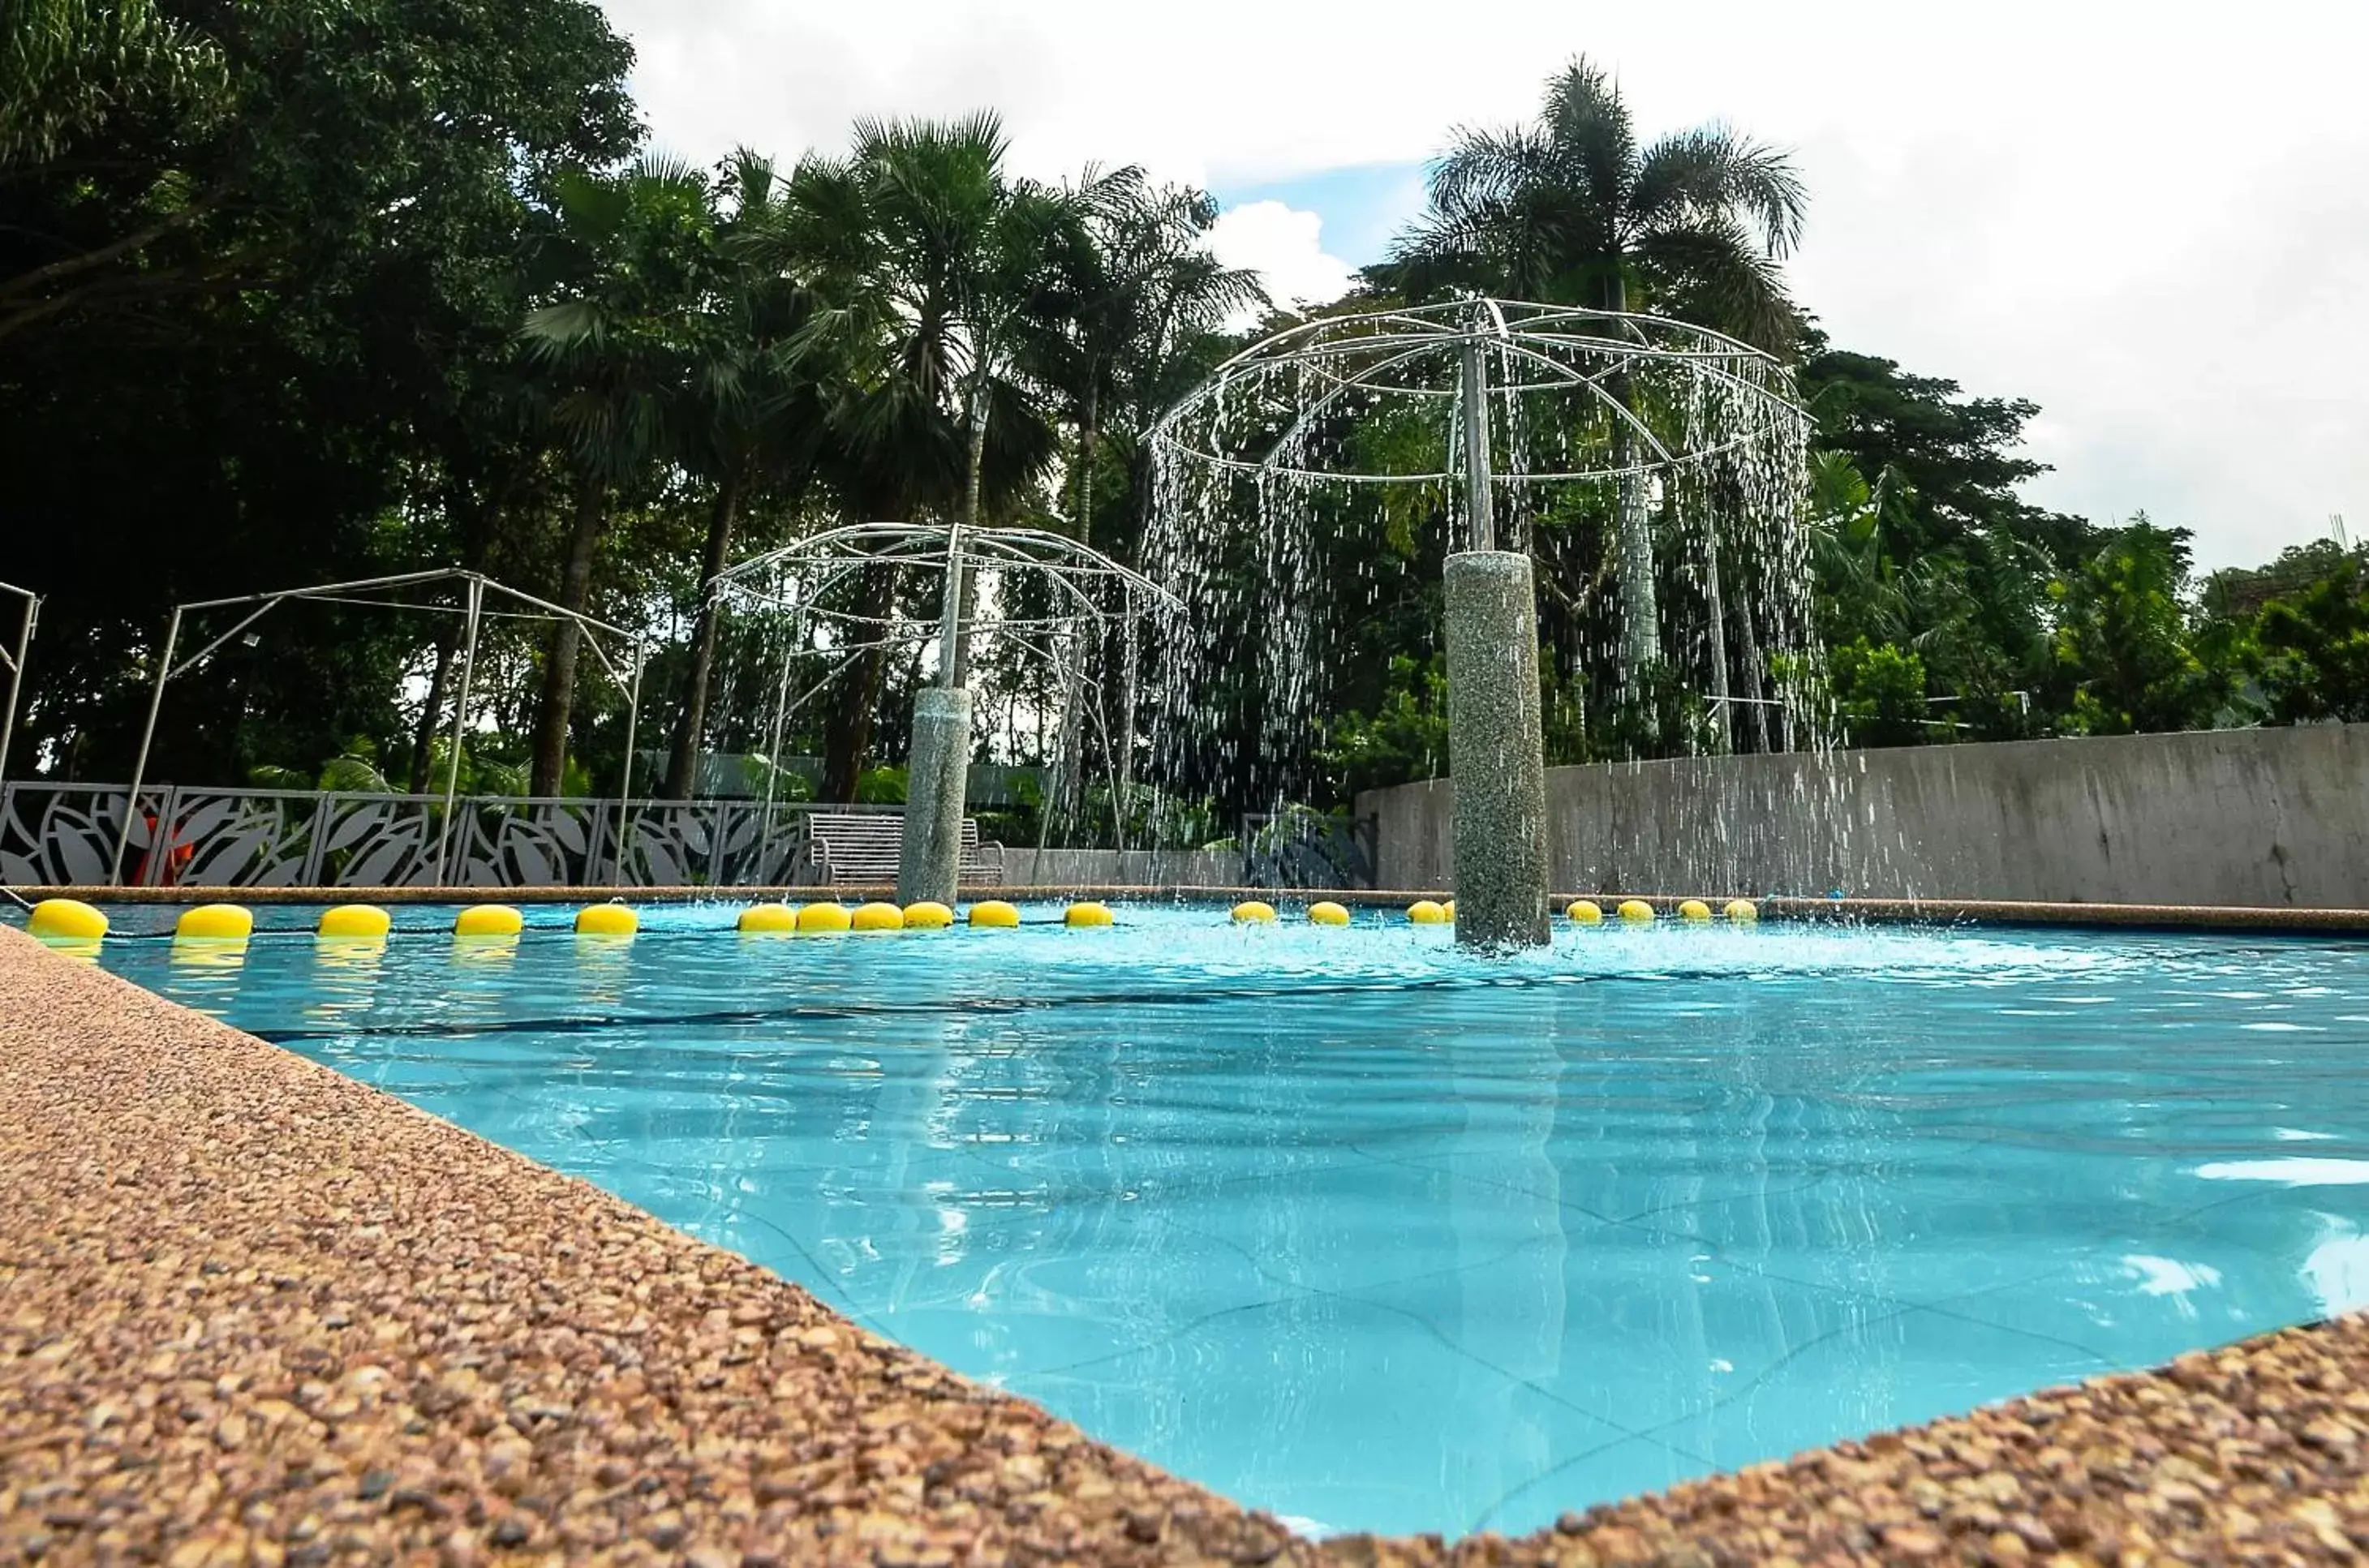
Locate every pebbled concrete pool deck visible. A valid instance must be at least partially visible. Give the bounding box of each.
[7,922,2369,1566]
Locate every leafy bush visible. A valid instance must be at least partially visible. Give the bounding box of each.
[1828,638,1929,748]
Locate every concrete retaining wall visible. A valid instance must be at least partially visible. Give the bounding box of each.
[1357,724,2369,908]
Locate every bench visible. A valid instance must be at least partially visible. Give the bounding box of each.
[793,812,1004,888]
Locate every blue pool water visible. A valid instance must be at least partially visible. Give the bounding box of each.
[54,903,2369,1536]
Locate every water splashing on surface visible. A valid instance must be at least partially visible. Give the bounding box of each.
[1139,299,1847,881]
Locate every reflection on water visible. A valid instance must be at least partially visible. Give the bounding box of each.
[163,936,248,1017]
[36,937,104,966]
[71,906,2369,1539]
[305,937,386,1029]
[449,934,518,967]
[572,934,634,1008]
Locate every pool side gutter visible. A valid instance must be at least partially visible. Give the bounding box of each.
[9,926,2369,1565]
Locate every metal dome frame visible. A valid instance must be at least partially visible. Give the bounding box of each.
[1146,297,1806,543]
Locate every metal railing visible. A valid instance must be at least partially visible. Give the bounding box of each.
[0,783,905,889]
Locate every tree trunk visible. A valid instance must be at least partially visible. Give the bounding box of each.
[409,477,503,793]
[1114,439,1158,829]
[819,562,896,801]
[531,477,604,797]
[1699,505,1732,754]
[943,381,988,688]
[663,473,743,798]
[1731,574,1771,753]
[406,636,454,793]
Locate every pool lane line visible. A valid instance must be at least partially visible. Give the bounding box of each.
[240,970,1510,1043]
[239,954,1997,1047]
[233,948,2212,1047]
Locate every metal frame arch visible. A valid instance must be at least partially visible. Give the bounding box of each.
[108,569,648,887]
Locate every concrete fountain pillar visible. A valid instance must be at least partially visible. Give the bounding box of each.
[1441,334,1551,950]
[1443,550,1553,949]
[896,685,973,906]
[900,531,974,909]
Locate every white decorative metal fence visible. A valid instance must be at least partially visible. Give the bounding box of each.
[0,784,881,889]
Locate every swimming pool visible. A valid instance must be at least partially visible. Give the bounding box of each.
[60,903,2369,1537]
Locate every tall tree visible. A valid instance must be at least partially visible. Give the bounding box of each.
[519,156,711,796]
[1035,174,1262,817]
[766,113,1067,798]
[533,148,828,800]
[0,0,638,784]
[1382,58,1807,685]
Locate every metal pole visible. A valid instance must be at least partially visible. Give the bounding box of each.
[110,605,182,885]
[433,576,483,887]
[612,638,643,887]
[1460,337,1494,552]
[935,523,965,689]
[0,591,37,791]
[755,630,797,882]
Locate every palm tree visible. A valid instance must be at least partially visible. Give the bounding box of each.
[1385,58,1807,688]
[518,153,709,796]
[765,114,1067,797]
[1035,174,1263,818]
[657,150,826,799]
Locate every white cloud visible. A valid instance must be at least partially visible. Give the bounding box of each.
[1204,202,1356,320]
[595,0,2369,568]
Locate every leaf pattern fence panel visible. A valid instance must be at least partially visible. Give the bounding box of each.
[445,798,608,887]
[0,786,820,890]
[147,788,328,887]
[311,794,448,887]
[1240,811,1381,890]
[613,801,731,887]
[0,784,136,887]
[711,801,814,887]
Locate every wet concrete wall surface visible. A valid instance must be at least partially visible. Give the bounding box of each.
[1359,724,2369,907]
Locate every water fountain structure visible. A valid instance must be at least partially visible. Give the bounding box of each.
[1145,298,1813,948]
[709,522,1176,904]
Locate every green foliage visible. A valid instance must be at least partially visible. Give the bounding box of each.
[1316,656,1449,801]
[2049,518,2232,736]
[0,0,225,169]
[1597,662,1719,761]
[1828,639,1929,749]
[2251,547,2369,724]
[1378,56,1806,350]
[853,765,908,805]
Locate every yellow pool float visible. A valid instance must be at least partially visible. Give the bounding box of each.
[28,898,108,941]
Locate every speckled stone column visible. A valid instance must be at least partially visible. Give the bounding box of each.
[1443,549,1552,950]
[897,686,973,906]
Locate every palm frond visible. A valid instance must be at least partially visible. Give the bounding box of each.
[1422,125,1550,222]
[520,299,610,358]
[1538,58,1636,213]
[1632,126,1805,257]
[1628,217,1805,354]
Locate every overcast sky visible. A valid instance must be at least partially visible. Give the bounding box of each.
[596,0,2369,569]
